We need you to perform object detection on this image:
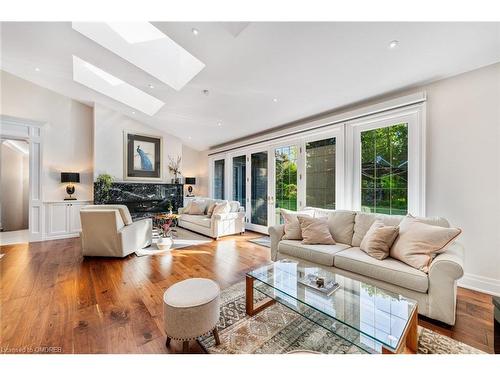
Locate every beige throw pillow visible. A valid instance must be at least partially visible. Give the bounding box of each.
[297,215,336,245]
[360,220,399,260]
[211,201,230,217]
[390,216,461,272]
[206,202,217,218]
[188,200,207,215]
[281,209,315,240]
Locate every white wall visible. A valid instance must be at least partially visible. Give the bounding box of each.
[0,141,29,230]
[93,104,184,182]
[182,145,209,197]
[423,63,500,294]
[205,63,500,295]
[0,71,94,201]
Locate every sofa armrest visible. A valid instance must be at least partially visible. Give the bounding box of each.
[269,224,285,261]
[178,207,187,214]
[427,241,464,325]
[119,218,152,255]
[212,212,245,221]
[429,241,464,281]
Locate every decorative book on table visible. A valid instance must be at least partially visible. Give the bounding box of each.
[297,272,340,296]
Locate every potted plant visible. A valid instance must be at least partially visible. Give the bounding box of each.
[95,173,114,202]
[157,221,173,250]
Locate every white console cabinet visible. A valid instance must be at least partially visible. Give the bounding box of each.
[45,201,91,239]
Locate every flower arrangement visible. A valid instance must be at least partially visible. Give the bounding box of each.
[159,221,172,238]
[168,155,182,182]
[155,213,180,238]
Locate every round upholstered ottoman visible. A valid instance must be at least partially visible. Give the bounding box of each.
[163,278,221,352]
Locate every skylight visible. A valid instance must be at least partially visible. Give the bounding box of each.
[72,55,165,116]
[72,22,205,91]
[107,22,166,44]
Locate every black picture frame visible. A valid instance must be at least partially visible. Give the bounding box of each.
[124,132,162,180]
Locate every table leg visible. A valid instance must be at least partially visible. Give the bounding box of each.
[382,309,418,354]
[245,275,275,316]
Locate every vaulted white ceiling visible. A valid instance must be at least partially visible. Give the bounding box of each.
[1,22,499,150]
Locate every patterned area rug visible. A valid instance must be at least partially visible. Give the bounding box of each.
[198,281,484,354]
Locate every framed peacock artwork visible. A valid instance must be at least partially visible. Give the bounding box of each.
[123,131,163,180]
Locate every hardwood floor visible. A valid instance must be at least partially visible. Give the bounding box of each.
[0,232,495,354]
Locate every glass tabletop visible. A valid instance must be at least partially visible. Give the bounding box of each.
[246,260,417,353]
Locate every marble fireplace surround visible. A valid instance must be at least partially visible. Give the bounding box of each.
[93,182,183,220]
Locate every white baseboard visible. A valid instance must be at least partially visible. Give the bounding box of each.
[458,272,500,297]
[36,232,81,242]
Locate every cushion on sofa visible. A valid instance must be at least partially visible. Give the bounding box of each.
[360,220,399,260]
[281,208,315,240]
[278,240,350,266]
[180,214,212,228]
[327,210,356,244]
[212,201,231,216]
[351,212,450,247]
[188,200,208,215]
[334,247,429,293]
[297,215,336,245]
[352,212,403,247]
[229,201,241,213]
[390,215,461,273]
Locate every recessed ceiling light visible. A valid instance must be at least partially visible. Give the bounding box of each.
[217,122,222,127]
[132,111,136,115]
[192,28,199,36]
[388,40,399,49]
[202,89,210,96]
[148,84,154,89]
[34,67,40,72]
[272,98,278,103]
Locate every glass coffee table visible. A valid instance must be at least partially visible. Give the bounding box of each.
[246,260,418,354]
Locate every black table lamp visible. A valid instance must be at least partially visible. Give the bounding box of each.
[61,172,80,200]
[185,177,196,196]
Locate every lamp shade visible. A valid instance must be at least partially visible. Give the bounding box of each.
[61,172,80,183]
[185,177,196,185]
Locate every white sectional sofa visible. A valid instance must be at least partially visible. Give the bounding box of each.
[178,198,245,239]
[269,208,465,325]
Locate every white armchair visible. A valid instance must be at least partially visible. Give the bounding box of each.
[80,205,152,257]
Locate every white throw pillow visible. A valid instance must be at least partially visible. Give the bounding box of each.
[211,201,230,217]
[281,208,315,240]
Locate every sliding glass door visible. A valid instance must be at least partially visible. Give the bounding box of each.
[232,154,247,211]
[224,129,343,233]
[272,144,299,224]
[249,151,269,231]
[213,159,225,199]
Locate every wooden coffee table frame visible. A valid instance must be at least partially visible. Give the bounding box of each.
[245,274,418,354]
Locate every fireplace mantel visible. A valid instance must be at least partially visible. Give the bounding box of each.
[93,182,183,220]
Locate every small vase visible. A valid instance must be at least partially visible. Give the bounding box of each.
[157,237,173,250]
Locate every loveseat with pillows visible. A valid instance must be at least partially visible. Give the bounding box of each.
[178,198,245,239]
[269,207,464,325]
